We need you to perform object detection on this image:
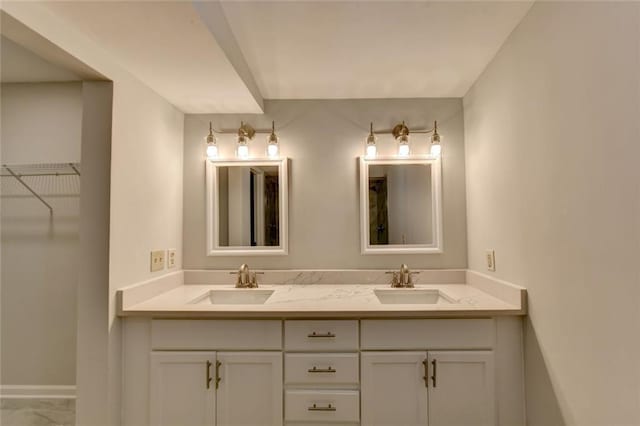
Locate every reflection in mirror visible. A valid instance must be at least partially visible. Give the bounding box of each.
[360,157,442,254]
[368,164,432,245]
[217,165,279,247]
[207,158,288,256]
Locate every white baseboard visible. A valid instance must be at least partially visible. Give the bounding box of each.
[0,385,76,399]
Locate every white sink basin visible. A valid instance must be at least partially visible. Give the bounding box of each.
[189,289,274,305]
[374,289,456,305]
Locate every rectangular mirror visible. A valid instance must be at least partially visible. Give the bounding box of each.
[359,157,442,254]
[206,158,288,256]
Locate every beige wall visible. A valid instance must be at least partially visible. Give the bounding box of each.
[184,98,467,269]
[463,3,640,425]
[1,82,82,386]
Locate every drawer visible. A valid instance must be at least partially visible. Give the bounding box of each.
[285,320,358,351]
[285,390,359,423]
[285,353,359,386]
[151,320,282,350]
[361,319,495,350]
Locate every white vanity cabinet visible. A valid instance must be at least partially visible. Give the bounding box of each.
[284,320,360,425]
[360,319,499,426]
[361,351,495,426]
[123,317,524,426]
[150,352,217,426]
[147,320,283,426]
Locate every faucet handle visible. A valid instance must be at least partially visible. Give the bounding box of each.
[407,271,420,287]
[250,272,264,288]
[386,271,400,288]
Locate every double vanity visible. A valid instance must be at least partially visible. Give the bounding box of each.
[118,268,526,426]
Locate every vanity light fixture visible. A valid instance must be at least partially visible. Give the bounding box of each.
[205,121,218,159]
[365,122,377,158]
[393,121,411,156]
[236,121,255,159]
[266,121,279,158]
[380,120,442,158]
[430,121,442,158]
[205,121,279,160]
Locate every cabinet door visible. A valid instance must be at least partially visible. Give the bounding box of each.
[428,351,495,426]
[361,351,428,426]
[150,352,216,426]
[216,352,283,426]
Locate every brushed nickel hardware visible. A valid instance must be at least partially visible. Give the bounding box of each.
[230,264,260,288]
[215,360,222,389]
[422,359,429,388]
[387,264,420,288]
[308,366,336,373]
[431,359,437,387]
[307,332,336,338]
[206,360,213,389]
[308,403,336,412]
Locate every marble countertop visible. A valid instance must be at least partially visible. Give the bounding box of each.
[118,273,526,318]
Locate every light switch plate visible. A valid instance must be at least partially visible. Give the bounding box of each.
[150,250,165,272]
[486,250,496,272]
[167,249,177,269]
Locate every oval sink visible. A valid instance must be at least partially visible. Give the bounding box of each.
[190,289,274,305]
[374,289,456,305]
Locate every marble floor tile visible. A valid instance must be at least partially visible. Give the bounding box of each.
[0,398,75,426]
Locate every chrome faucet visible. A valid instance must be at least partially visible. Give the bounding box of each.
[231,264,263,288]
[386,264,419,288]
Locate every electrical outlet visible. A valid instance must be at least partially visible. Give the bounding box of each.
[150,250,165,272]
[486,250,496,272]
[167,249,177,269]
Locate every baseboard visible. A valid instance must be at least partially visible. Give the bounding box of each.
[0,385,76,399]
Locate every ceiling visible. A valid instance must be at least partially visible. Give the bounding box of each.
[221,1,533,99]
[1,35,81,83]
[0,11,105,83]
[7,1,533,112]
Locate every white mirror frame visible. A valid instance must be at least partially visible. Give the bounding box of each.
[359,156,443,255]
[206,158,288,256]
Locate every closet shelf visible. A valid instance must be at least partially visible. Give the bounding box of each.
[1,163,81,215]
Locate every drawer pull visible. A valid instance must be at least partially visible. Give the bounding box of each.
[308,366,336,373]
[308,331,336,338]
[308,403,336,412]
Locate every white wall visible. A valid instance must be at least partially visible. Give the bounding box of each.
[184,98,467,269]
[1,4,185,424]
[463,3,640,425]
[1,82,81,163]
[1,82,81,387]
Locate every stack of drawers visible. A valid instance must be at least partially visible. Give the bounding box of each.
[284,320,360,425]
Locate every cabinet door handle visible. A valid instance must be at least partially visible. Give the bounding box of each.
[308,366,336,373]
[431,359,437,388]
[308,403,336,412]
[215,361,222,389]
[307,332,336,338]
[422,359,429,388]
[206,361,212,389]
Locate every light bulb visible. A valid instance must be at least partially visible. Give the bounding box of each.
[267,143,279,158]
[237,144,249,159]
[430,143,441,158]
[398,144,410,156]
[365,122,377,158]
[207,144,218,159]
[205,121,218,159]
[366,144,377,158]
